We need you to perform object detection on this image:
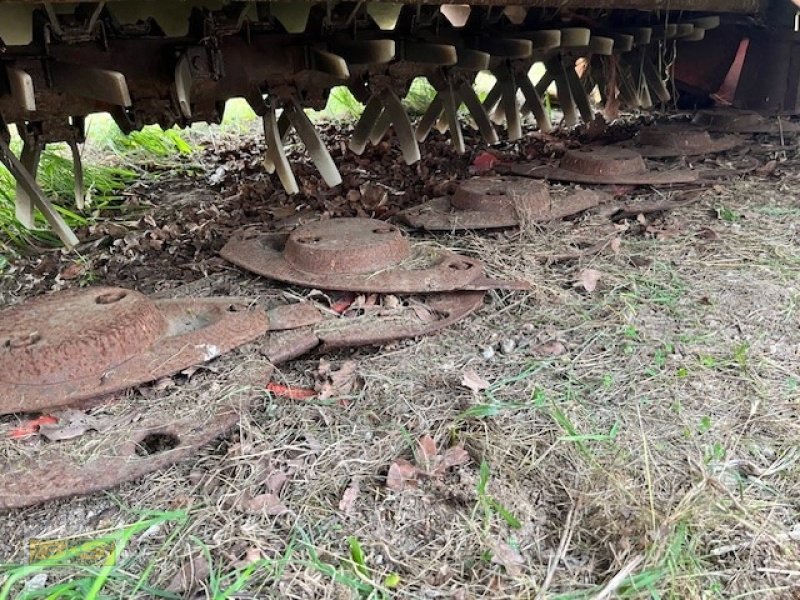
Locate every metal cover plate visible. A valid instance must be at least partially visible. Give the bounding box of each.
[623,125,743,157]
[0,287,268,415]
[221,218,530,293]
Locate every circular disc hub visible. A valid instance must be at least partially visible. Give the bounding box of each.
[451,177,549,213]
[560,147,648,176]
[284,218,410,275]
[0,288,167,386]
[636,128,713,150]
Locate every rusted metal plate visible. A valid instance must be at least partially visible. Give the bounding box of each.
[0,408,241,510]
[316,291,485,351]
[400,177,609,230]
[691,109,800,134]
[505,147,699,186]
[221,218,530,293]
[0,287,268,415]
[622,126,743,158]
[266,303,324,331]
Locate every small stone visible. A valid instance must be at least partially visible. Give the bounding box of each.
[500,338,516,354]
[522,323,535,334]
[481,345,496,360]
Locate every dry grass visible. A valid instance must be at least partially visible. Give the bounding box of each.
[1,135,800,599]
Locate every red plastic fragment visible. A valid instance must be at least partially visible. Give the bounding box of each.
[266,382,316,400]
[8,415,58,439]
[472,151,499,173]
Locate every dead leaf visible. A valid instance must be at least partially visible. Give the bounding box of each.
[237,493,289,515]
[609,238,621,254]
[697,227,720,241]
[166,552,210,594]
[264,470,288,495]
[530,341,567,358]
[315,359,358,400]
[58,263,85,281]
[38,410,100,442]
[232,547,263,570]
[386,459,419,491]
[756,159,777,176]
[338,480,360,514]
[417,435,438,472]
[490,541,525,577]
[575,269,602,293]
[441,443,470,470]
[461,369,490,393]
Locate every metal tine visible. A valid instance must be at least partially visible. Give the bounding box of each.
[263,104,299,195]
[0,135,78,247]
[416,94,443,142]
[440,81,464,154]
[381,89,420,164]
[545,56,578,127]
[518,74,553,133]
[481,82,503,115]
[563,56,594,122]
[643,54,670,103]
[456,81,499,144]
[263,108,296,173]
[68,141,85,210]
[15,136,42,228]
[285,99,342,187]
[368,107,392,145]
[350,95,383,155]
[496,65,522,141]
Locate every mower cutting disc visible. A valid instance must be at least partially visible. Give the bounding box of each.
[400,177,609,230]
[506,147,699,186]
[622,125,743,158]
[691,109,800,134]
[0,287,268,415]
[221,218,530,293]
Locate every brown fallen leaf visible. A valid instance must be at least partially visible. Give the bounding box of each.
[530,340,567,358]
[338,480,360,514]
[38,410,100,442]
[417,435,438,472]
[490,540,525,577]
[386,459,420,491]
[58,262,86,281]
[575,268,602,293]
[232,547,263,570]
[440,444,471,471]
[755,159,778,176]
[696,227,720,241]
[237,493,289,515]
[461,369,490,393]
[315,359,358,401]
[166,551,210,594]
[609,238,621,255]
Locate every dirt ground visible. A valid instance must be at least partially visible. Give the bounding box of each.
[1,120,800,599]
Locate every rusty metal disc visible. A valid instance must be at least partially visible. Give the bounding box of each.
[0,408,242,510]
[0,287,268,415]
[505,147,699,186]
[622,125,743,158]
[691,109,800,134]
[221,218,530,293]
[400,177,609,230]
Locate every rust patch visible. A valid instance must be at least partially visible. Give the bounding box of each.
[505,147,699,186]
[400,177,609,230]
[0,287,268,415]
[623,125,743,157]
[221,218,529,293]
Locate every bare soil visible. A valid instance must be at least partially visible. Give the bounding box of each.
[1,122,799,599]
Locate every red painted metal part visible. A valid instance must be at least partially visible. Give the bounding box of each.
[0,287,268,415]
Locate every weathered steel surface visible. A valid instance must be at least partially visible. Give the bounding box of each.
[317,291,485,350]
[401,177,608,230]
[624,126,743,157]
[506,147,699,185]
[0,288,268,415]
[0,407,242,510]
[221,218,530,293]
[691,109,800,134]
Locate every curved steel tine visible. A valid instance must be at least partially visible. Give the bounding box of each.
[68,141,85,210]
[457,81,499,144]
[481,81,502,114]
[263,104,299,195]
[546,56,578,127]
[0,136,78,247]
[369,107,392,145]
[440,82,464,154]
[286,99,342,187]
[381,89,420,164]
[563,58,594,122]
[497,66,522,141]
[519,73,553,133]
[15,137,42,228]
[535,70,555,97]
[263,109,294,172]
[415,92,443,142]
[350,95,383,155]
